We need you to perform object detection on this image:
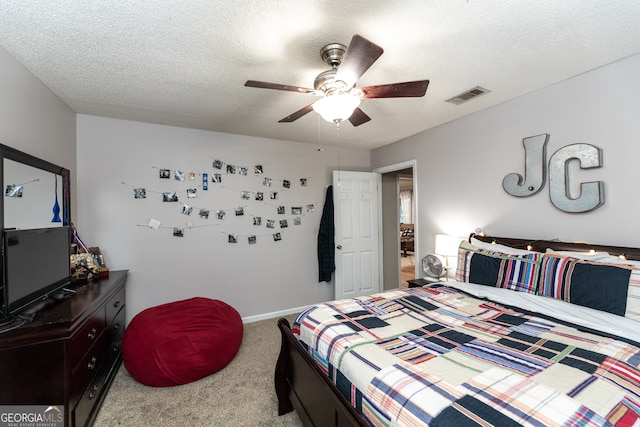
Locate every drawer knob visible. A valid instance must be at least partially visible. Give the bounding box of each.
[113,323,120,330]
[88,356,97,370]
[87,328,98,339]
[113,300,121,308]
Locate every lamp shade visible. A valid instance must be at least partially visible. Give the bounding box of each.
[435,234,463,257]
[312,94,360,123]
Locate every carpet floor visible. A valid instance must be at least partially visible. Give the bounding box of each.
[94,314,303,426]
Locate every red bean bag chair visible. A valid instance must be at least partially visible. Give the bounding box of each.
[122,297,243,387]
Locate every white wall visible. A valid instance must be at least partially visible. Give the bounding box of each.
[76,115,370,322]
[372,53,640,263]
[0,46,76,214]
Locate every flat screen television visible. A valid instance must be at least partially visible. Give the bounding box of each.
[0,226,71,323]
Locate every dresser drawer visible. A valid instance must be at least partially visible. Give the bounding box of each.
[70,332,108,405]
[67,309,106,369]
[106,303,126,345]
[106,286,125,324]
[72,355,114,427]
[104,339,123,380]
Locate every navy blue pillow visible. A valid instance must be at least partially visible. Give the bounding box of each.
[540,255,631,316]
[469,253,501,286]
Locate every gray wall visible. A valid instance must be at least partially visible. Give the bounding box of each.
[372,53,640,268]
[76,115,371,322]
[0,46,77,217]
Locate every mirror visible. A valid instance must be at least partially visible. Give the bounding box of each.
[0,144,70,230]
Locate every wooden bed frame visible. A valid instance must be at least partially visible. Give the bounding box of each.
[274,234,640,426]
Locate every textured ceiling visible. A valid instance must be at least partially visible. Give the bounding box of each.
[1,1,640,150]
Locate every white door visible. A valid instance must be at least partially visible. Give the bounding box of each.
[333,170,381,300]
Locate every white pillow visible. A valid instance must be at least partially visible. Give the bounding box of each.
[605,257,640,268]
[544,249,617,262]
[544,247,640,268]
[470,237,538,256]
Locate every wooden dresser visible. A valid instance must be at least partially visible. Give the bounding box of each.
[0,270,127,427]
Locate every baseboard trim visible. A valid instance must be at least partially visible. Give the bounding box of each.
[242,304,312,324]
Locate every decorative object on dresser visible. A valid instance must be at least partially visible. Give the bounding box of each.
[69,243,109,283]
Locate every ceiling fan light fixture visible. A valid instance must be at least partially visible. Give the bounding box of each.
[312,93,360,123]
[246,34,428,127]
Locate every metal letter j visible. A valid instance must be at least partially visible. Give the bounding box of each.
[502,134,549,197]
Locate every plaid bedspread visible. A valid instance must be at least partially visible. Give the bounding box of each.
[293,286,640,426]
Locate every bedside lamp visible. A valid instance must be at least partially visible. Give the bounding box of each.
[435,234,463,280]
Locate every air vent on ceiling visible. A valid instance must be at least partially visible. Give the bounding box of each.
[446,86,491,105]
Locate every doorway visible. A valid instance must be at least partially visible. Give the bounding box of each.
[399,175,415,287]
[374,160,417,290]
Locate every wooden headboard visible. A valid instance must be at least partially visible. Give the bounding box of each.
[471,233,640,262]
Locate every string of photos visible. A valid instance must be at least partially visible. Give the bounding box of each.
[123,157,316,245]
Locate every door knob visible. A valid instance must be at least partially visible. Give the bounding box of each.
[337,245,342,250]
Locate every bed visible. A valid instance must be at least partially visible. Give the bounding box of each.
[275,234,640,426]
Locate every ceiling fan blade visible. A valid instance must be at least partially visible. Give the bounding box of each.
[245,80,316,94]
[348,107,371,127]
[359,80,430,98]
[335,35,384,88]
[278,104,314,123]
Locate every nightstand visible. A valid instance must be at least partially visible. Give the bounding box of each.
[408,278,433,288]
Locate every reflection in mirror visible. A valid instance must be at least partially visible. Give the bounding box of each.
[4,159,64,229]
[0,144,70,231]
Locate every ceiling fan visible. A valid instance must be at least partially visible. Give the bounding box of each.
[245,34,429,127]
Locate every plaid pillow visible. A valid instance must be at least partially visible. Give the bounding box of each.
[539,254,631,316]
[624,267,640,320]
[456,240,542,294]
